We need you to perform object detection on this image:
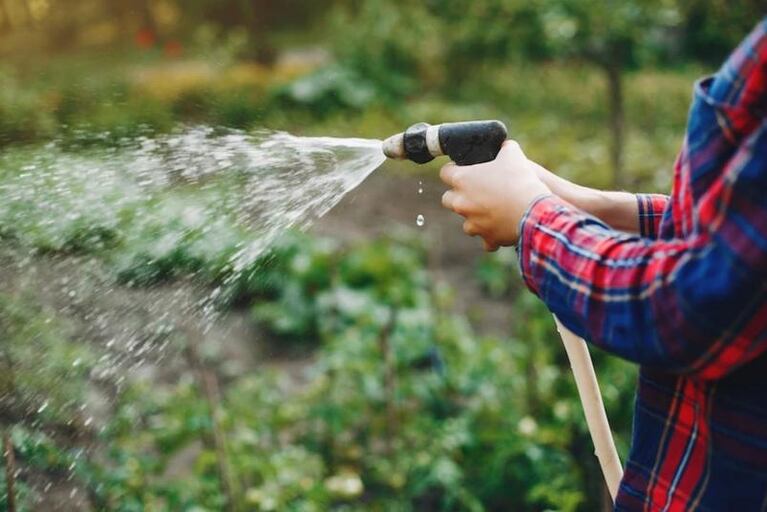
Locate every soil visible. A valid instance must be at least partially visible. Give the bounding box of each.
[313,164,516,337]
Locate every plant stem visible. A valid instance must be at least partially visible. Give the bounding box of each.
[377,309,398,455]
[4,429,16,512]
[183,327,239,512]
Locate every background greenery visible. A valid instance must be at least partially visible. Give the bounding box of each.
[0,1,762,511]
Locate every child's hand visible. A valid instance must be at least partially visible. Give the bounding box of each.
[440,140,550,250]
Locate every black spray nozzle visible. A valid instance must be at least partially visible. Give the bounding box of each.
[382,120,507,166]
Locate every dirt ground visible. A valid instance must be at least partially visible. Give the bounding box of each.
[314,164,517,337]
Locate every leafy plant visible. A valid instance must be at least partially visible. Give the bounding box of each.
[79,234,637,511]
[0,70,56,147]
[271,65,378,118]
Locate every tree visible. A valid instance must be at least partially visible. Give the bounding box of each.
[679,0,763,65]
[541,0,680,187]
[181,0,333,64]
[434,0,550,87]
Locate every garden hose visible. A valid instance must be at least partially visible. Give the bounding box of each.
[383,120,624,501]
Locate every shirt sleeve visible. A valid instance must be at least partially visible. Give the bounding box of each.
[517,123,767,381]
[636,194,669,239]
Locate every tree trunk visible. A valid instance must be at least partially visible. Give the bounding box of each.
[108,1,133,41]
[139,0,156,33]
[18,0,33,26]
[0,0,10,32]
[605,63,626,189]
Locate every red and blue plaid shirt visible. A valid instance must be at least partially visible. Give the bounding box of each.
[518,19,767,510]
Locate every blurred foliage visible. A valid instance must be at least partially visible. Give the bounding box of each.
[538,0,681,67]
[0,227,636,511]
[329,0,443,100]
[0,1,762,509]
[0,293,97,511]
[272,65,378,118]
[679,0,766,64]
[0,69,56,146]
[0,293,95,425]
[78,234,636,511]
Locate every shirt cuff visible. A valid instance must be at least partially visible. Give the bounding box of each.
[516,193,565,296]
[636,193,669,239]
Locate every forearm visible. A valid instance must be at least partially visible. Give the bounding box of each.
[532,162,640,233]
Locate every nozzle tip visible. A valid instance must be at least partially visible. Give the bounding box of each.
[382,133,405,159]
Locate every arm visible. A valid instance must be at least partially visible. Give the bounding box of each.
[518,122,767,380]
[532,162,669,237]
[517,18,767,378]
[441,19,767,379]
[440,122,767,380]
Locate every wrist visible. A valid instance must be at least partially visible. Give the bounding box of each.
[513,184,552,243]
[516,192,556,255]
[532,162,589,207]
[577,187,610,216]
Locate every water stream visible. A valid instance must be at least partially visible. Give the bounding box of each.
[0,126,386,400]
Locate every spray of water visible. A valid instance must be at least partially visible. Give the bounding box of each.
[1,127,384,265]
[0,125,385,394]
[0,128,387,505]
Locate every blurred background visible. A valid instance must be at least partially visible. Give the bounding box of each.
[0,1,762,511]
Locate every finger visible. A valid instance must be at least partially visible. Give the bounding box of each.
[498,139,525,160]
[439,162,461,187]
[463,220,479,237]
[442,190,465,213]
[442,191,472,216]
[441,190,457,210]
[501,139,520,150]
[483,239,499,252]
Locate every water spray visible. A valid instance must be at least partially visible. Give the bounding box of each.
[382,120,624,501]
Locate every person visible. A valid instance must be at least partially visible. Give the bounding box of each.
[439,18,767,510]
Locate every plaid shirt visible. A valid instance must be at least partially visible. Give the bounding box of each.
[517,19,767,511]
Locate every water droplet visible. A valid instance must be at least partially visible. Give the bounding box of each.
[416,214,425,227]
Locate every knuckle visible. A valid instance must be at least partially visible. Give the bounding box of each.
[441,190,453,208]
[453,198,469,215]
[482,238,497,252]
[439,163,456,183]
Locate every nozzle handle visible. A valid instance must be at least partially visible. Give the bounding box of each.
[439,120,507,166]
[383,120,507,166]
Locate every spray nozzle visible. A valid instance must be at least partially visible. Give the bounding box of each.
[382,120,507,166]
